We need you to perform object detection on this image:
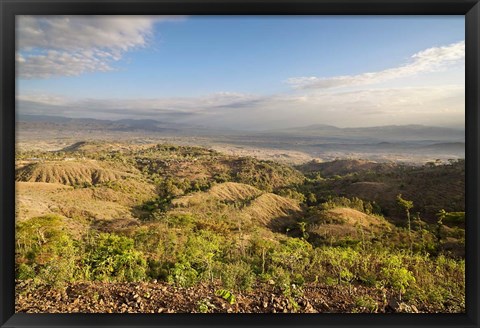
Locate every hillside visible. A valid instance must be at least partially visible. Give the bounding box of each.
[172,182,263,207]
[170,182,301,233]
[15,141,466,314]
[16,160,135,186]
[296,159,396,177]
[304,207,393,246]
[297,159,465,223]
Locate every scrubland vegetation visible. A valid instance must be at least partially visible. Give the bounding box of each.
[15,142,465,313]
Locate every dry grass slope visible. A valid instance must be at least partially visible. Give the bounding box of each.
[172,182,262,207]
[325,208,392,230]
[16,160,131,186]
[307,207,393,242]
[242,193,301,228]
[171,182,301,229]
[16,182,138,223]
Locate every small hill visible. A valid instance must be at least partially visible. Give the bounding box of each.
[133,144,305,192]
[229,157,305,192]
[242,193,301,228]
[60,141,135,153]
[209,182,263,201]
[15,159,155,224]
[172,182,262,207]
[170,182,301,231]
[306,207,393,246]
[16,160,137,186]
[296,159,395,177]
[320,208,392,231]
[15,182,141,223]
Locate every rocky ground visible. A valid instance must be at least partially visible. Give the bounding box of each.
[16,280,424,314]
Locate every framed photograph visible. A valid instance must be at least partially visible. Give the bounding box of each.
[1,0,479,327]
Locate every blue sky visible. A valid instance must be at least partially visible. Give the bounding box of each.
[16,16,465,129]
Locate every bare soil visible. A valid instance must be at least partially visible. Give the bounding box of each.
[16,280,424,314]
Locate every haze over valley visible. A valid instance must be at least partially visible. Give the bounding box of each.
[17,114,464,164]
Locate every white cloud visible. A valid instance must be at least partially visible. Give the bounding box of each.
[186,86,464,129]
[17,93,68,106]
[18,92,258,110]
[16,15,180,79]
[17,84,465,129]
[287,41,465,90]
[16,92,263,122]
[17,49,115,78]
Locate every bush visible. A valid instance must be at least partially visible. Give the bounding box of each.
[353,296,378,313]
[16,215,78,287]
[83,233,147,282]
[167,262,198,287]
[277,188,306,203]
[317,247,360,285]
[183,230,224,281]
[165,213,196,228]
[271,238,312,277]
[269,265,292,295]
[379,254,415,300]
[219,261,255,292]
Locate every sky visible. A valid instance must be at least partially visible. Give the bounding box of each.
[16,15,465,130]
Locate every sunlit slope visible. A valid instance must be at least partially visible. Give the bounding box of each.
[305,207,393,244]
[15,158,155,225]
[171,182,301,230]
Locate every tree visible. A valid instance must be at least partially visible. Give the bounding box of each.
[436,209,447,249]
[297,221,309,240]
[397,194,414,252]
[306,193,317,206]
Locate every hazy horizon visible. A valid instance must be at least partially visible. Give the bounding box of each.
[17,113,466,132]
[17,16,465,130]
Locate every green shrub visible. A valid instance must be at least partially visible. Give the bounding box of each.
[269,265,292,295]
[83,233,147,282]
[17,263,36,280]
[197,298,216,313]
[271,238,312,276]
[318,247,360,285]
[277,188,306,203]
[219,261,255,292]
[379,254,415,300]
[167,262,198,287]
[16,215,78,287]
[183,230,224,281]
[353,296,378,313]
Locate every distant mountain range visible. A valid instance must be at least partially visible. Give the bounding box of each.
[17,114,465,144]
[263,123,464,143]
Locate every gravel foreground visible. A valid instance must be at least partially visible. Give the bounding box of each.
[15,280,435,314]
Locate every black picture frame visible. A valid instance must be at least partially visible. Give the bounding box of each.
[1,1,479,327]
